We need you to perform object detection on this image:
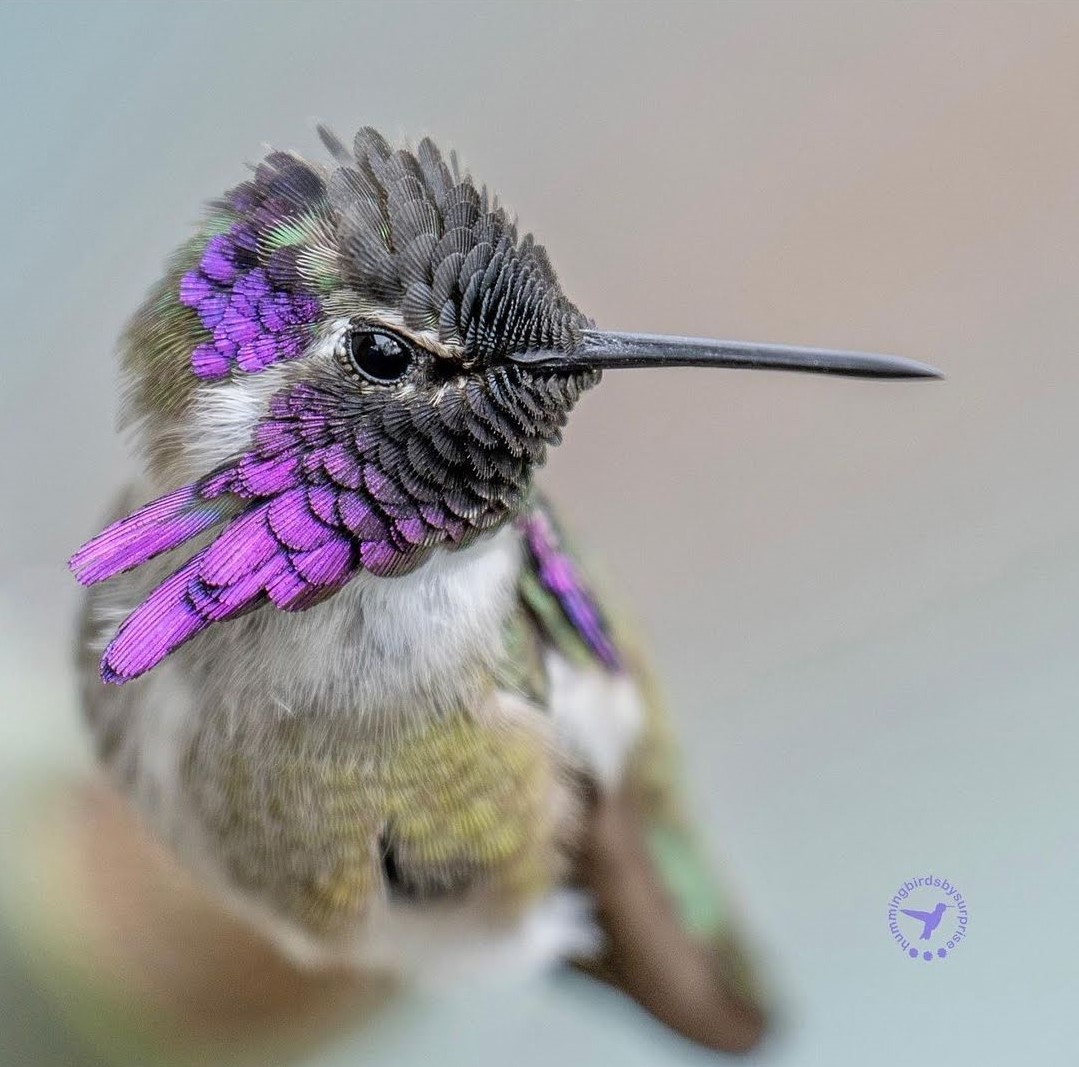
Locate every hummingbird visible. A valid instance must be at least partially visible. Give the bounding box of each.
[69,125,938,1053]
[900,903,951,940]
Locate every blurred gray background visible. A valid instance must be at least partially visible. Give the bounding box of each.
[2,1,1077,1064]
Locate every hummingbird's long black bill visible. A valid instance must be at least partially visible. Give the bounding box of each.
[510,329,942,379]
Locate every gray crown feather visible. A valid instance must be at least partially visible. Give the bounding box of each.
[320,125,587,362]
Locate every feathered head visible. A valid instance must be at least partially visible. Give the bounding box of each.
[71,126,937,684]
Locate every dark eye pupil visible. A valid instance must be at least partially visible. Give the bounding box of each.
[348,331,412,383]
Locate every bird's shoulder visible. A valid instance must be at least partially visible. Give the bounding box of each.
[502,494,625,690]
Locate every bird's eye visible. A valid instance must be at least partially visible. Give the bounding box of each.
[345,329,413,384]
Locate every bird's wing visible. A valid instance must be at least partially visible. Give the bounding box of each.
[900,908,934,922]
[513,495,769,1052]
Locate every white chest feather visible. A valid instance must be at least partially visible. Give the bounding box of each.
[545,651,645,790]
[205,523,524,719]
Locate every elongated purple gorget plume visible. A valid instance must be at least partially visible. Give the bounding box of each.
[70,125,940,684]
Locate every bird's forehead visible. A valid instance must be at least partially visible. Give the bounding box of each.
[176,126,587,383]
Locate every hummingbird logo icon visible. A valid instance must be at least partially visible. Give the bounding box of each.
[887,874,969,962]
[899,902,951,940]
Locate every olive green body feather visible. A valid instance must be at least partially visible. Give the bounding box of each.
[184,701,572,937]
[81,494,735,961]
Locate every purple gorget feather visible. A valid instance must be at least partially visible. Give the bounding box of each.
[72,363,594,683]
[518,507,622,672]
[178,157,325,380]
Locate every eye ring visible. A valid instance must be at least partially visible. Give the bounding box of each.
[340,327,414,385]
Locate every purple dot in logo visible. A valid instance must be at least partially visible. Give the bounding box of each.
[937,948,947,958]
[923,951,933,961]
[908,948,918,958]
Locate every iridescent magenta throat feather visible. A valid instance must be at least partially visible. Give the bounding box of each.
[178,161,328,378]
[71,364,596,684]
[520,510,622,672]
